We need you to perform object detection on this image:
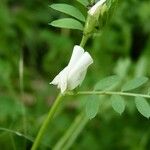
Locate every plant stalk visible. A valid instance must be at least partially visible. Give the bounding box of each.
[67,91,150,99]
[80,35,89,47]
[31,93,63,150]
[62,114,88,150]
[53,113,88,150]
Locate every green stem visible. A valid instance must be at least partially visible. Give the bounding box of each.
[19,48,27,150]
[0,127,33,142]
[67,91,150,99]
[80,35,89,47]
[53,113,87,150]
[9,134,17,150]
[62,115,88,150]
[31,93,63,150]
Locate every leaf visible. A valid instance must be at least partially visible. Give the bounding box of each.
[121,77,148,92]
[135,97,150,118]
[49,18,83,30]
[94,75,120,90]
[111,95,125,115]
[85,95,100,119]
[76,0,89,6]
[0,95,24,120]
[135,57,147,77]
[114,58,131,78]
[50,3,85,22]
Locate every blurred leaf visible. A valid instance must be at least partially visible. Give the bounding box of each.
[85,95,100,119]
[148,87,150,95]
[111,95,125,115]
[135,56,147,77]
[135,97,150,118]
[49,18,83,30]
[0,96,23,120]
[114,58,131,78]
[76,0,89,6]
[50,3,85,22]
[0,59,12,87]
[94,75,120,90]
[0,60,11,79]
[121,77,148,92]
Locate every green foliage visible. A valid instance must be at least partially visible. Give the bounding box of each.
[0,59,11,83]
[94,75,120,90]
[76,0,89,6]
[84,75,150,119]
[121,77,148,92]
[0,96,23,121]
[135,97,150,118]
[85,95,100,119]
[50,3,85,22]
[0,0,150,149]
[111,95,125,115]
[49,2,86,30]
[114,58,131,78]
[50,18,84,30]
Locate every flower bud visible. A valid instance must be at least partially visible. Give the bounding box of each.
[50,45,93,93]
[84,0,107,35]
[88,0,107,17]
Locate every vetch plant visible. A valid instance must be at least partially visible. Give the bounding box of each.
[31,0,150,150]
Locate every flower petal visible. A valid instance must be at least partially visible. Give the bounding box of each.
[50,67,68,93]
[68,45,84,68]
[79,70,87,86]
[50,74,60,85]
[50,46,93,93]
[59,67,69,93]
[68,52,93,89]
[69,52,93,74]
[68,70,87,90]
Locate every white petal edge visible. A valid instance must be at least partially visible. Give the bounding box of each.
[50,74,59,85]
[50,67,68,93]
[68,45,84,68]
[59,67,69,93]
[88,0,106,15]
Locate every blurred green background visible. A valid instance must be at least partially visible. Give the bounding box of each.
[0,0,150,149]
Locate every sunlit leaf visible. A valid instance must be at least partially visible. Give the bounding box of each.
[122,77,148,92]
[94,75,120,90]
[85,95,99,119]
[135,97,150,118]
[49,18,83,30]
[50,3,85,22]
[76,0,89,6]
[111,95,125,114]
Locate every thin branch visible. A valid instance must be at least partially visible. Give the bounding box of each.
[66,91,150,99]
[0,127,52,149]
[0,127,34,142]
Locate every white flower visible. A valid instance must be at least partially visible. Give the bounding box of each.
[50,45,93,93]
[88,0,106,16]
